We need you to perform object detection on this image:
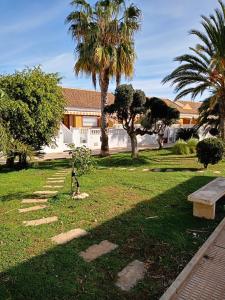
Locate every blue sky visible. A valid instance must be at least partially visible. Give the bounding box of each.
[0,0,217,100]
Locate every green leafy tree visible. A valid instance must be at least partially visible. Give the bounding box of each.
[66,0,141,157]
[105,84,146,158]
[105,84,179,158]
[141,97,180,149]
[0,67,65,166]
[163,1,225,140]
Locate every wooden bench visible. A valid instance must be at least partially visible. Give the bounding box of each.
[188,177,225,220]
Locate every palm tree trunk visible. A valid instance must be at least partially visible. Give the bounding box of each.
[219,98,225,140]
[99,70,110,157]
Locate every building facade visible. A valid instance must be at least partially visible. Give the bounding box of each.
[62,87,202,129]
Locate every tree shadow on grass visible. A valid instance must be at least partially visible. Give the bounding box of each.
[0,159,71,174]
[0,176,222,300]
[151,167,201,172]
[96,154,151,168]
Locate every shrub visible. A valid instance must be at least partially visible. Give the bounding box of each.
[176,127,199,141]
[172,139,190,155]
[196,138,224,168]
[187,138,198,154]
[70,146,94,176]
[69,145,95,196]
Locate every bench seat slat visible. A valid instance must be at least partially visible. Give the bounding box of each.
[188,177,225,205]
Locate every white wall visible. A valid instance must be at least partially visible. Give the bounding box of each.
[42,125,177,153]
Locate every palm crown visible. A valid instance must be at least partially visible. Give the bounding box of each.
[66,0,141,87]
[163,1,225,100]
[162,1,225,138]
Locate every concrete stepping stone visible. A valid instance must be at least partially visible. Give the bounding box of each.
[142,168,149,172]
[80,240,118,262]
[197,170,204,173]
[115,260,146,291]
[152,168,161,172]
[34,191,58,195]
[129,168,136,171]
[22,198,48,204]
[46,180,64,183]
[19,205,47,213]
[214,171,221,174]
[23,216,58,226]
[120,168,127,170]
[166,169,174,172]
[51,228,88,244]
[43,185,63,188]
[73,192,89,199]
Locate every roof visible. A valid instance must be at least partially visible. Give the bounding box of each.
[62,87,114,110]
[62,87,201,115]
[163,99,202,115]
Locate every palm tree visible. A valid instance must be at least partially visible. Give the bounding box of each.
[162,0,225,140]
[66,0,141,156]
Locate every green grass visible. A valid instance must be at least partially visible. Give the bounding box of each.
[0,149,224,299]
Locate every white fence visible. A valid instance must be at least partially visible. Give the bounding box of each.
[42,123,178,153]
[68,126,177,150]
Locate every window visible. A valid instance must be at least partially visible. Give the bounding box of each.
[83,116,98,127]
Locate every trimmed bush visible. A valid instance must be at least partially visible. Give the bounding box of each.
[196,138,224,168]
[187,138,198,154]
[172,139,190,155]
[176,127,199,141]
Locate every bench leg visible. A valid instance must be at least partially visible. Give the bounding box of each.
[193,202,215,220]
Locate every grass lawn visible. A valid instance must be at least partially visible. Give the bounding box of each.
[0,149,224,299]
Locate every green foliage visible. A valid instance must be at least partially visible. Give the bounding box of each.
[163,1,225,138]
[0,67,65,151]
[66,0,141,87]
[143,97,180,129]
[197,97,219,131]
[105,84,180,157]
[176,127,199,141]
[172,139,190,155]
[187,138,199,154]
[196,138,224,168]
[70,146,95,176]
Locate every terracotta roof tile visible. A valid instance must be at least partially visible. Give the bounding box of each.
[62,87,114,110]
[163,99,201,115]
[62,87,201,115]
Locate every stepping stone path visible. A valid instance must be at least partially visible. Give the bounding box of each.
[129,168,136,171]
[34,190,58,195]
[19,205,47,213]
[22,198,48,204]
[115,260,146,291]
[23,216,58,226]
[80,240,118,262]
[142,169,149,172]
[51,228,88,245]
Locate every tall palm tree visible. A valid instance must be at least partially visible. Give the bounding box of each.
[66,0,141,156]
[163,0,225,140]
